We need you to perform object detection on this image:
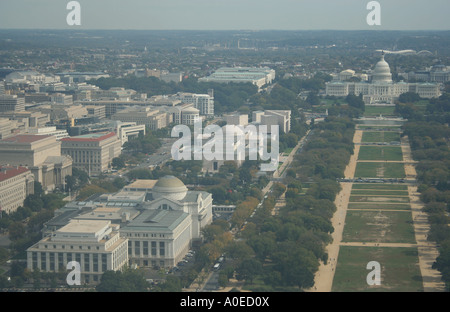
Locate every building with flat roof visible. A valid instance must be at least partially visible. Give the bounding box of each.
[0,118,15,140]
[84,105,106,120]
[224,113,248,126]
[0,111,50,128]
[61,132,121,176]
[120,175,213,268]
[26,219,128,284]
[27,126,69,140]
[0,134,72,191]
[176,92,214,116]
[29,103,87,123]
[252,110,291,133]
[0,95,25,113]
[199,67,275,89]
[116,122,146,145]
[123,179,158,192]
[0,165,34,214]
[112,107,169,130]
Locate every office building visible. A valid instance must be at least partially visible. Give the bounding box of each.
[84,105,106,120]
[112,107,169,130]
[29,104,87,123]
[38,175,213,270]
[180,107,200,125]
[0,118,15,140]
[0,134,72,191]
[200,67,275,89]
[116,122,146,145]
[61,132,121,176]
[224,113,248,126]
[0,165,34,214]
[27,126,70,140]
[0,111,50,129]
[176,92,215,116]
[26,219,128,284]
[253,110,291,134]
[51,93,73,105]
[0,95,25,113]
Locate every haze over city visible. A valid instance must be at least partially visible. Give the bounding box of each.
[0,0,449,30]
[0,0,449,304]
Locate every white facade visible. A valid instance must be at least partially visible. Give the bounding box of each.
[121,175,213,268]
[116,122,146,145]
[27,220,128,284]
[326,53,441,104]
[61,132,121,176]
[252,110,291,133]
[27,126,69,140]
[0,166,34,214]
[199,67,275,89]
[176,92,215,116]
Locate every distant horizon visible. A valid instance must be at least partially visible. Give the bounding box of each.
[1,0,449,31]
[0,28,449,32]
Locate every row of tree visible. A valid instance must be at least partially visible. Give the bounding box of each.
[396,90,450,290]
[196,115,354,291]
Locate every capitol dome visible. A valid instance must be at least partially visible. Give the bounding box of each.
[372,52,392,83]
[152,175,188,201]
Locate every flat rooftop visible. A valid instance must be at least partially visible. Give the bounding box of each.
[124,179,158,190]
[0,166,29,182]
[0,134,51,144]
[62,132,116,142]
[57,219,110,234]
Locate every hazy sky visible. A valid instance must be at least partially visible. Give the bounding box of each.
[0,0,449,31]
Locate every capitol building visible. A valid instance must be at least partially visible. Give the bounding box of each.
[326,52,441,104]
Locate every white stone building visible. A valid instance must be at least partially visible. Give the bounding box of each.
[27,219,128,284]
[120,175,213,268]
[326,52,441,104]
[0,166,34,214]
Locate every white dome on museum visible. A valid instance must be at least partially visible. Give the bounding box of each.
[152,175,188,201]
[372,52,392,83]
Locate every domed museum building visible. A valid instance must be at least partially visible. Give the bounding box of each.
[120,175,213,268]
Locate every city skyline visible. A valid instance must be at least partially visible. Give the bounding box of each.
[0,0,449,31]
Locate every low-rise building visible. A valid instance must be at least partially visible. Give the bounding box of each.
[0,165,34,214]
[112,107,169,130]
[199,67,275,89]
[61,132,121,176]
[0,95,25,113]
[27,219,128,284]
[0,134,72,191]
[253,110,291,134]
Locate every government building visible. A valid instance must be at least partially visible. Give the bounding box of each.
[0,134,72,192]
[26,219,128,284]
[0,165,34,214]
[120,176,213,268]
[27,175,213,284]
[61,132,121,176]
[326,52,441,104]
